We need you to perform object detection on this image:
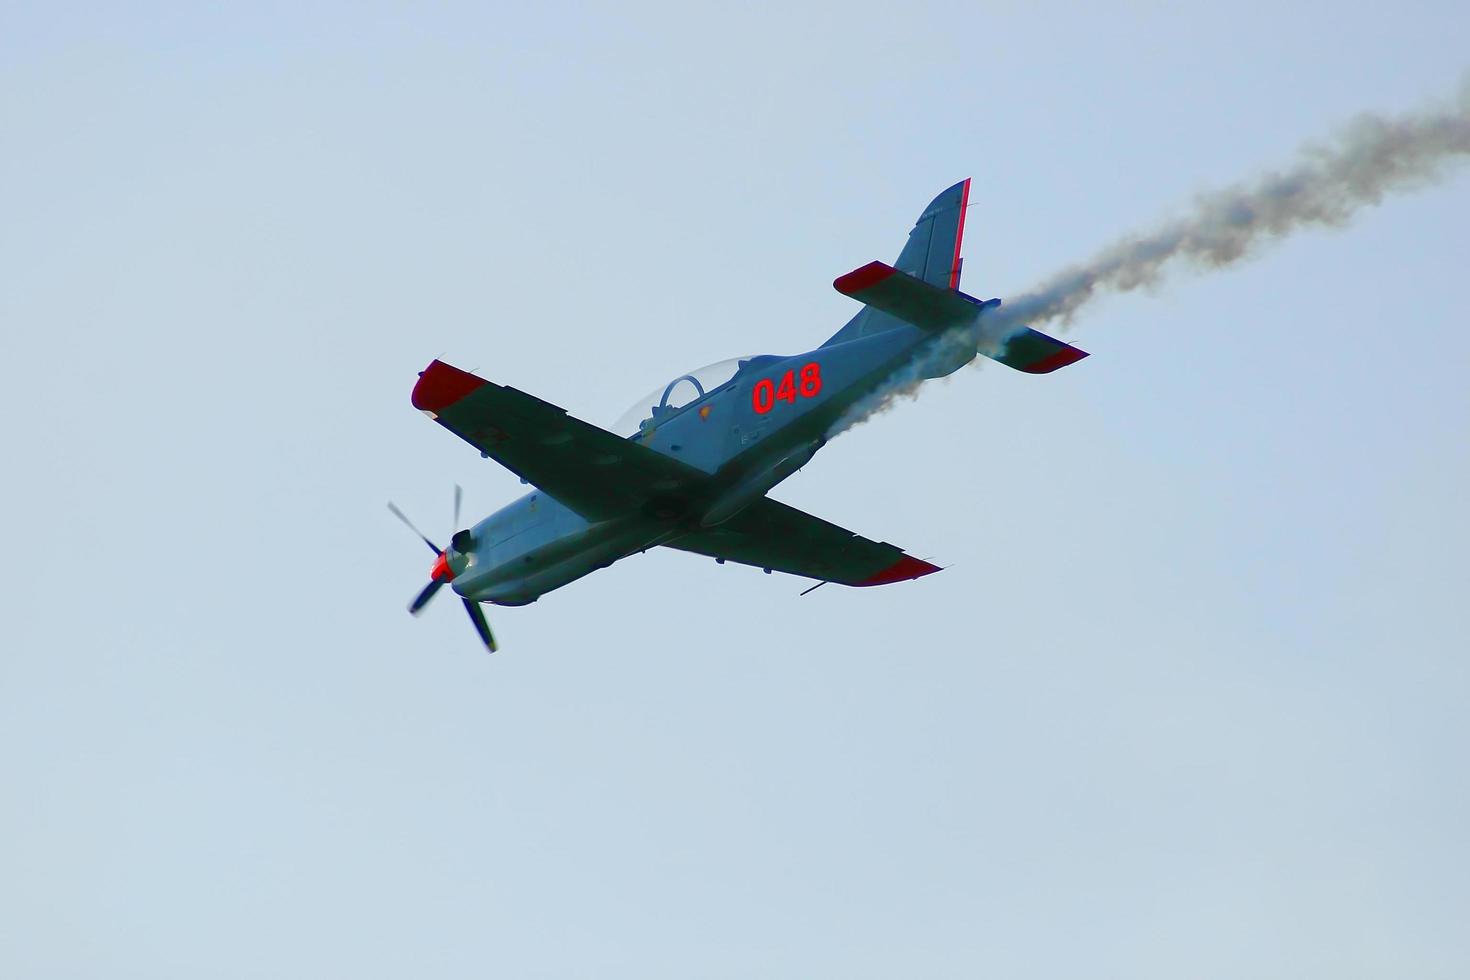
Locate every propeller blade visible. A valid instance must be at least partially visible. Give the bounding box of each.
[409,579,445,615]
[462,598,498,653]
[452,484,463,533]
[388,501,441,554]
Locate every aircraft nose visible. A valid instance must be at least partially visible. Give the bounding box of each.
[430,551,454,582]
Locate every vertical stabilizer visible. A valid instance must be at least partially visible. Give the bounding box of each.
[894,177,969,289]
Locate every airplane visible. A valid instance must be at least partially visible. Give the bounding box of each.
[390,179,1088,651]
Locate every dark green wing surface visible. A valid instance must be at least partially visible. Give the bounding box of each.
[665,498,941,587]
[412,359,708,521]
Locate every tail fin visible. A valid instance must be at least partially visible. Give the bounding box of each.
[823,179,970,347]
[895,177,969,289]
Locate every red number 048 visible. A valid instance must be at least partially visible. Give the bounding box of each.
[752,362,822,414]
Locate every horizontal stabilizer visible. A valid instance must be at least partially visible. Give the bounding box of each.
[990,326,1090,374]
[834,260,1089,374]
[834,261,985,332]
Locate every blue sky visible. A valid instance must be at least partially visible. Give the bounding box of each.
[3,3,1468,977]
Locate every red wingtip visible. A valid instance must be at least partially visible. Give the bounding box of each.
[1022,347,1090,374]
[412,359,487,412]
[834,261,897,297]
[856,555,943,587]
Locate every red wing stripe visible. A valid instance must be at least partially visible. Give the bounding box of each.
[413,359,488,412]
[855,555,942,587]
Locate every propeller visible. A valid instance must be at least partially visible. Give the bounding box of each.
[388,485,498,653]
[387,501,440,554]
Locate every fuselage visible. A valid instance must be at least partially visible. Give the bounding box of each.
[447,316,984,605]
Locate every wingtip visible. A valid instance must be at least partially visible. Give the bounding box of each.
[834,260,896,296]
[855,555,943,587]
[412,359,487,413]
[1021,346,1090,374]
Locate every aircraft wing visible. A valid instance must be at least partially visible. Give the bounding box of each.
[412,359,709,521]
[664,497,942,587]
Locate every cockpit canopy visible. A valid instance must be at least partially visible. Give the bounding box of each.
[611,355,780,436]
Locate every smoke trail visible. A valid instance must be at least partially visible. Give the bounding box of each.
[831,78,1470,437]
[1001,78,1470,330]
[828,322,985,435]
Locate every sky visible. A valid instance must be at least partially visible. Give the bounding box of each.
[3,2,1468,977]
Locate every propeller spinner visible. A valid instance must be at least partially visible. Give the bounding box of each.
[388,487,497,653]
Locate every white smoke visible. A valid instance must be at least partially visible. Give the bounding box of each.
[1003,78,1470,329]
[833,77,1470,436]
[829,322,988,435]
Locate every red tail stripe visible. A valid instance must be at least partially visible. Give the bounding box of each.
[950,177,970,289]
